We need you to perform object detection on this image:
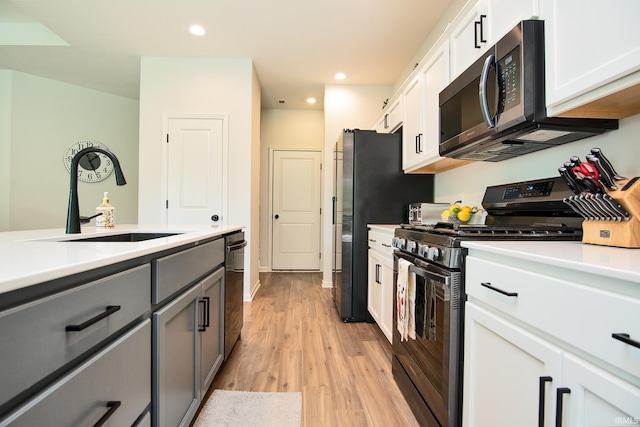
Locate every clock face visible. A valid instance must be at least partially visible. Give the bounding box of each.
[63,140,114,183]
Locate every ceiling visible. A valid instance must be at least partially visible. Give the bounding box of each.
[0,0,455,110]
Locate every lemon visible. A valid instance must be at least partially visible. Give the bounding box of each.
[457,210,472,222]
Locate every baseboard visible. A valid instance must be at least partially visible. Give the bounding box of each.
[321,279,333,289]
[245,279,261,302]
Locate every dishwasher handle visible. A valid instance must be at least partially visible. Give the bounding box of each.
[227,240,247,252]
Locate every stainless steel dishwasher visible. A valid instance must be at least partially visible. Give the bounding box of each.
[224,231,246,359]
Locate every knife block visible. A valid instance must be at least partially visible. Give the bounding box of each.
[581,177,640,248]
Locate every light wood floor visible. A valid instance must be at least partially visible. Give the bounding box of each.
[208,272,420,427]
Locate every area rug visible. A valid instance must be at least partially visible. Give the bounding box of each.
[193,390,302,427]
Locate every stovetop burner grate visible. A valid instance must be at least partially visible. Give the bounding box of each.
[400,222,582,239]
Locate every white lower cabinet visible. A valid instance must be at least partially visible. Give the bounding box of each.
[463,303,562,427]
[464,253,640,427]
[367,227,395,343]
[560,353,640,427]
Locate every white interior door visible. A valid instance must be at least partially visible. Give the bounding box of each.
[272,150,322,270]
[166,117,226,226]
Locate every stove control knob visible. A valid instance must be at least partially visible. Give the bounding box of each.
[406,240,417,253]
[418,244,429,257]
[392,237,406,249]
[427,246,440,261]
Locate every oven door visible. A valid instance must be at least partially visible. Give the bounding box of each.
[393,251,462,427]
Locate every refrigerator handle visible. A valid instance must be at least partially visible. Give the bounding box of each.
[332,196,336,225]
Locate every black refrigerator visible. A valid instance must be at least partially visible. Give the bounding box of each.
[332,129,434,322]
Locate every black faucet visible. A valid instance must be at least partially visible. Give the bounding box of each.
[66,147,127,234]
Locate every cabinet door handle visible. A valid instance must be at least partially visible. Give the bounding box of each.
[198,297,210,332]
[555,387,571,427]
[479,14,487,43]
[538,376,552,427]
[480,282,518,297]
[375,264,381,284]
[417,133,423,153]
[474,21,482,48]
[93,400,121,427]
[612,333,640,349]
[415,135,420,154]
[66,305,121,331]
[384,113,389,129]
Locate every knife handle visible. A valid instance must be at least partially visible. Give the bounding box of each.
[559,167,582,195]
[591,148,625,180]
[586,155,617,190]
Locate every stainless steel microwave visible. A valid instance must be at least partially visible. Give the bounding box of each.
[438,20,618,162]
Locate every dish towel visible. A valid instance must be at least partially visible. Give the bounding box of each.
[407,267,417,340]
[397,258,413,341]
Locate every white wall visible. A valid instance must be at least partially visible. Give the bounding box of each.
[434,114,640,207]
[138,57,261,300]
[259,109,325,270]
[322,84,393,287]
[0,71,139,232]
[0,71,11,231]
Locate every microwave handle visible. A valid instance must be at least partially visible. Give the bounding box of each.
[479,54,496,128]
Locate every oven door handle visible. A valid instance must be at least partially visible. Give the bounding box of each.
[409,264,449,285]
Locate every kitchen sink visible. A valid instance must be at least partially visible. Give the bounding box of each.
[59,232,183,242]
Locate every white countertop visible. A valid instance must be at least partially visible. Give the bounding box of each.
[462,240,640,284]
[0,224,243,294]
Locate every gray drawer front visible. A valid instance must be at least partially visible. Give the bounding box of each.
[153,238,224,304]
[0,264,150,408]
[0,320,151,426]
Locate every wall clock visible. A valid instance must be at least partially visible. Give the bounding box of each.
[63,140,114,183]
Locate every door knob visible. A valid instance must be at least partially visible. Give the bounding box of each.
[211,215,219,221]
[274,214,279,219]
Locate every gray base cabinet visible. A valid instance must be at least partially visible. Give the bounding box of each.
[0,265,150,410]
[0,320,151,426]
[0,234,229,427]
[199,267,225,397]
[152,266,224,427]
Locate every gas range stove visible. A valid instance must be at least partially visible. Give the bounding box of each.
[393,177,584,270]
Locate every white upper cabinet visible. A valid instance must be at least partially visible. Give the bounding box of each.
[487,0,539,41]
[375,96,403,134]
[450,0,539,80]
[449,0,490,80]
[402,39,451,172]
[541,0,640,117]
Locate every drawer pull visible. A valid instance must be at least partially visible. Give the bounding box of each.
[381,243,392,248]
[612,333,640,349]
[538,376,552,427]
[93,400,121,427]
[66,305,121,331]
[480,282,518,297]
[555,387,570,427]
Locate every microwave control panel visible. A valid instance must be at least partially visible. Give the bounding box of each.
[500,46,521,110]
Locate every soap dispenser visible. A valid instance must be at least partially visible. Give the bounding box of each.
[95,192,115,228]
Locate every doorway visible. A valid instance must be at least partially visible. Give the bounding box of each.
[271,149,322,270]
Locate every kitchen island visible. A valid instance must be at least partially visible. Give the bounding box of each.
[0,224,243,427]
[461,240,640,426]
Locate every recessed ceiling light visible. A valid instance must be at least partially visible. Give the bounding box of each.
[334,73,346,80]
[306,98,316,104]
[189,25,206,36]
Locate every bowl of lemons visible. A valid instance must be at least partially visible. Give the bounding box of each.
[441,202,478,224]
